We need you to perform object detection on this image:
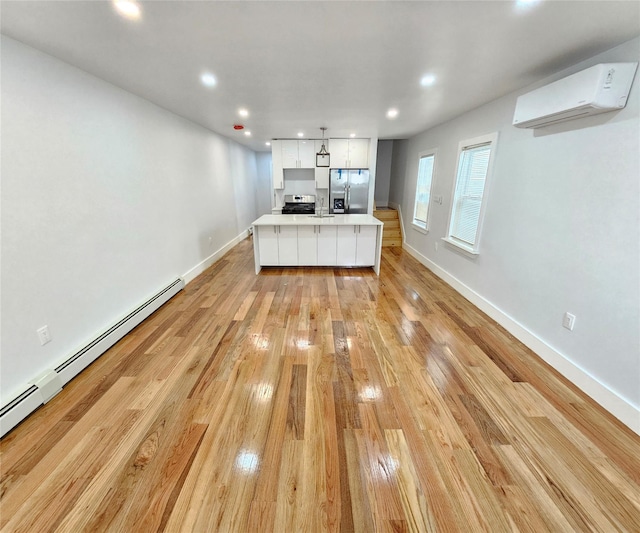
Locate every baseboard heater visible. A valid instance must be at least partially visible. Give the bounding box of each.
[0,278,185,438]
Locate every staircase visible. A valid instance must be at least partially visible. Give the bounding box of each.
[373,207,402,247]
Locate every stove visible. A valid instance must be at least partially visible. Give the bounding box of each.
[281,194,315,215]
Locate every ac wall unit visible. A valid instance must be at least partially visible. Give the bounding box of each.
[513,62,638,129]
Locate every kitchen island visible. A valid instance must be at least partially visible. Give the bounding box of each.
[251,214,384,275]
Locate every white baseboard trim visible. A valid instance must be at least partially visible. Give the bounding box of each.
[0,230,251,438]
[1,277,185,438]
[388,201,405,243]
[0,389,44,439]
[402,242,640,435]
[182,229,249,284]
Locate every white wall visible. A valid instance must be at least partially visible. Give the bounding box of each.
[374,140,393,207]
[255,152,273,215]
[1,36,260,404]
[389,38,640,430]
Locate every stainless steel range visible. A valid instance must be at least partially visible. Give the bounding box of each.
[281,194,315,215]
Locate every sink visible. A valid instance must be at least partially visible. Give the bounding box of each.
[308,215,335,218]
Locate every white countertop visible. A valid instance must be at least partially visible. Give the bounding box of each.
[252,214,383,226]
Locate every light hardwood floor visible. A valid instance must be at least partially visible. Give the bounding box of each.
[1,238,639,532]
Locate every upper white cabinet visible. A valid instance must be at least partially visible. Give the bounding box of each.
[282,140,315,169]
[329,139,369,168]
[271,140,284,189]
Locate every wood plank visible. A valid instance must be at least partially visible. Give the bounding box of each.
[1,237,638,532]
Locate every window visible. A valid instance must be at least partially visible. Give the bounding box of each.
[412,151,436,231]
[445,133,497,254]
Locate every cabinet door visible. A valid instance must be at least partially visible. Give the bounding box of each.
[298,140,315,168]
[258,226,279,266]
[271,140,284,189]
[355,225,378,266]
[348,139,370,168]
[297,225,318,266]
[281,140,299,169]
[315,167,329,189]
[317,225,337,266]
[278,225,298,265]
[330,139,349,168]
[336,225,357,266]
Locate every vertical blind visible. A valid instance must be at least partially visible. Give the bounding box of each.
[449,143,492,246]
[413,154,435,228]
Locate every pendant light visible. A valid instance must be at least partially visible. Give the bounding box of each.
[316,127,330,167]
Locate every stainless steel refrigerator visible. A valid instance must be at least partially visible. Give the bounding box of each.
[329,169,370,214]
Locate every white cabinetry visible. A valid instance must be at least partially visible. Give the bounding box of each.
[257,225,298,266]
[253,217,382,275]
[329,139,370,168]
[349,139,370,168]
[298,141,315,168]
[282,140,315,169]
[354,225,377,265]
[258,226,279,266]
[297,226,318,266]
[315,167,329,189]
[317,226,337,265]
[271,140,284,189]
[278,226,298,265]
[281,140,298,168]
[336,225,377,266]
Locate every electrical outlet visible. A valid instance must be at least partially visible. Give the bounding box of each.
[37,325,52,345]
[562,312,576,331]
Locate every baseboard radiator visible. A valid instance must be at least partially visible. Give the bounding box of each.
[0,278,185,438]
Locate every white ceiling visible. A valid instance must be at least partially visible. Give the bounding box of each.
[2,1,639,152]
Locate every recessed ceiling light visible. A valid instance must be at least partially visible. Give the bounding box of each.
[515,0,541,10]
[113,0,141,20]
[238,108,249,118]
[265,142,271,146]
[297,132,304,137]
[200,72,217,88]
[244,131,251,136]
[420,74,436,87]
[386,108,398,119]
[350,133,356,138]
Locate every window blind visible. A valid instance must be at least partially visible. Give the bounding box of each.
[413,154,435,228]
[450,143,491,245]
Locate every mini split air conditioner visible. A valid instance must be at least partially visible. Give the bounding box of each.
[513,62,638,129]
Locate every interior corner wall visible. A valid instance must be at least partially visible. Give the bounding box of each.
[256,152,273,215]
[374,140,393,207]
[0,35,260,404]
[391,37,640,430]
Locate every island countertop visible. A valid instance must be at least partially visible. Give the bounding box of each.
[252,214,383,226]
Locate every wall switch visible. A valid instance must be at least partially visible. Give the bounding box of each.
[37,325,52,345]
[435,241,439,252]
[562,312,576,331]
